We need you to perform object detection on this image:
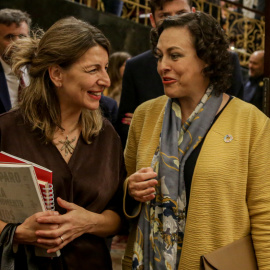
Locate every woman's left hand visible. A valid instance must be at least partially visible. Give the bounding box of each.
[35,197,98,253]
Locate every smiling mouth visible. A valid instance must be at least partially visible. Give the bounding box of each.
[88,91,102,96]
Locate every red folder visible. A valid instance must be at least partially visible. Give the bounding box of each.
[0,151,54,210]
[0,152,59,257]
[0,151,52,184]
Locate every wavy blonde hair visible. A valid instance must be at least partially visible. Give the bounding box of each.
[10,17,111,144]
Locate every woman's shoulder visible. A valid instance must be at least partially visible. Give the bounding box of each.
[129,96,167,137]
[101,117,116,131]
[216,97,269,135]
[0,110,22,127]
[100,117,121,141]
[134,95,168,117]
[228,97,268,122]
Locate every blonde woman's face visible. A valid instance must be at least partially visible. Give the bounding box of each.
[57,45,110,112]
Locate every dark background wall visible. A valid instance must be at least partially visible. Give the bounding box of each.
[0,0,151,57]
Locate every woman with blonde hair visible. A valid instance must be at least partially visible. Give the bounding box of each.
[105,51,131,105]
[0,17,126,269]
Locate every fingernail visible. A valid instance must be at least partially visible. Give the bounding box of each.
[121,119,125,124]
[54,211,59,215]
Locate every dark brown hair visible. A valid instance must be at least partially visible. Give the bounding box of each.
[149,0,193,14]
[151,11,232,95]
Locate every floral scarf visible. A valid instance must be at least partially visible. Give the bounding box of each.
[132,86,223,270]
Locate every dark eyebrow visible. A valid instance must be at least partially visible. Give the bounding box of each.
[167,46,184,53]
[176,9,189,14]
[155,47,183,55]
[160,12,170,17]
[159,9,189,16]
[5,33,27,38]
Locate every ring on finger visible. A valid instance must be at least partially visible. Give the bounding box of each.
[60,236,64,243]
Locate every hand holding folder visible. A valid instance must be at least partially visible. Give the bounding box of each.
[0,151,60,257]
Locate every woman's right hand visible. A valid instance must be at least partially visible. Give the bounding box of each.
[128,167,158,202]
[14,211,59,249]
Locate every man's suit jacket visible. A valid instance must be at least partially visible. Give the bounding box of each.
[226,51,244,98]
[116,50,164,147]
[243,76,264,111]
[100,95,118,127]
[0,62,12,114]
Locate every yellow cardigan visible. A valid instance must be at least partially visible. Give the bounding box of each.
[122,95,270,270]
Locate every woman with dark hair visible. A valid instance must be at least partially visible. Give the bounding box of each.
[122,11,270,270]
[0,17,126,269]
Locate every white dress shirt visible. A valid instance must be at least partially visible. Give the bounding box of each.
[0,57,29,108]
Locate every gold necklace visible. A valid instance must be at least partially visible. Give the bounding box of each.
[57,124,78,156]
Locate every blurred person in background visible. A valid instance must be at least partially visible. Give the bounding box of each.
[243,50,264,110]
[88,0,124,16]
[103,0,124,16]
[105,51,131,106]
[0,8,31,114]
[255,0,265,19]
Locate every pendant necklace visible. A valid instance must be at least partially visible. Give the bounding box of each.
[57,124,78,156]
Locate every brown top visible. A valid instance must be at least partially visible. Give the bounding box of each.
[0,110,126,270]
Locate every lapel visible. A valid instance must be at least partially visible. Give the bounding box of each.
[0,62,12,112]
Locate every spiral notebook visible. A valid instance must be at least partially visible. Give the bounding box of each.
[0,151,52,183]
[37,179,55,211]
[0,152,59,257]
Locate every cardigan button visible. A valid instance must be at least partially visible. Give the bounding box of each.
[224,134,233,143]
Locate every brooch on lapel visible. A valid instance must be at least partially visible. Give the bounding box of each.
[224,134,233,143]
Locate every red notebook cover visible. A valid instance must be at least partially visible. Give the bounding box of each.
[0,154,58,257]
[0,151,52,184]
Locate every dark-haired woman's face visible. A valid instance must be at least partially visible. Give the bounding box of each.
[57,45,110,112]
[155,26,209,103]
